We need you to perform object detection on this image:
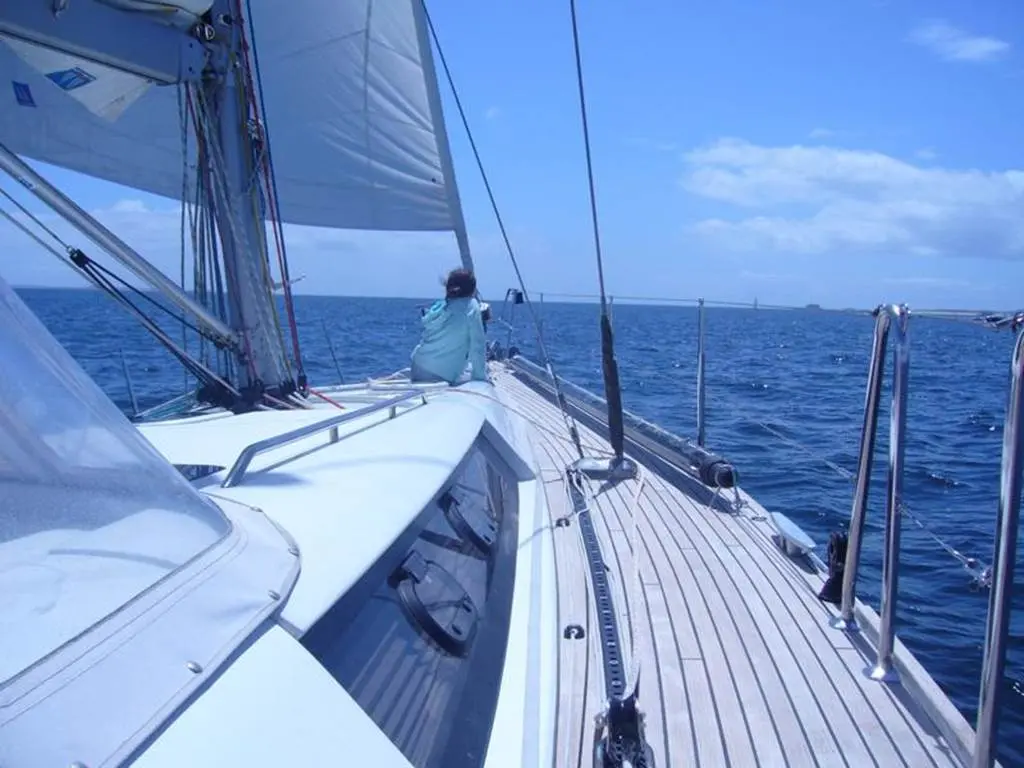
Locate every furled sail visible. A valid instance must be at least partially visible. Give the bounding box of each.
[0,0,464,232]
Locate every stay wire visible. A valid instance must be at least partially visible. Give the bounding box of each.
[0,186,69,250]
[0,193,239,399]
[756,421,992,588]
[568,0,609,314]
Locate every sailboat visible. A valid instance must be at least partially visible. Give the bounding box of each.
[0,1,1020,767]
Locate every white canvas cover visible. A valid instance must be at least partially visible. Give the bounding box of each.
[0,0,465,232]
[0,275,232,685]
[0,272,300,766]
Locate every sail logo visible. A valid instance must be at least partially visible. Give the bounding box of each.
[12,81,35,107]
[46,67,97,92]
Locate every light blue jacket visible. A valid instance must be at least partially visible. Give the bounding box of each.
[410,297,487,384]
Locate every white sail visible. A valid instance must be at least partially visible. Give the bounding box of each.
[0,0,464,232]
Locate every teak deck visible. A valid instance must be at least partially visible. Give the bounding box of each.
[496,369,969,768]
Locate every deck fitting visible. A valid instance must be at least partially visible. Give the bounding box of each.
[570,455,638,483]
[594,691,655,768]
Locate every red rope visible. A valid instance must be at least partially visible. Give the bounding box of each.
[309,387,346,410]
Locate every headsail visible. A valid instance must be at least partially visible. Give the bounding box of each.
[0,0,466,234]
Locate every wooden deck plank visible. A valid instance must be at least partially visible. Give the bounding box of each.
[643,481,858,768]
[495,369,964,768]
[643,464,955,766]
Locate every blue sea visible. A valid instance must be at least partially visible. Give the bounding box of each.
[18,287,1024,767]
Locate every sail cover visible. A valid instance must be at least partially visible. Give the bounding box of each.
[0,0,461,231]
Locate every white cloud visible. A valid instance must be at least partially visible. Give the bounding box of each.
[915,148,937,161]
[808,128,835,140]
[682,138,1024,259]
[484,106,501,120]
[909,20,1010,63]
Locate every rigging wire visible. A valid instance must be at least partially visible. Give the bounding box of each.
[240,0,305,385]
[531,291,1024,329]
[756,420,993,588]
[0,191,242,402]
[566,0,628,463]
[568,0,608,316]
[0,186,66,246]
[420,0,585,459]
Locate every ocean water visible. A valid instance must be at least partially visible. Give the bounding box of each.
[18,288,1024,766]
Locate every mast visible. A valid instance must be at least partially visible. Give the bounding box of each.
[198,1,290,391]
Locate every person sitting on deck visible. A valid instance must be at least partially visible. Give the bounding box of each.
[410,268,488,384]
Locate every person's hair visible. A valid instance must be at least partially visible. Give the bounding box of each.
[445,268,476,299]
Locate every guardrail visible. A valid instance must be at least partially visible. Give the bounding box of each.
[973,327,1024,768]
[831,305,911,687]
[221,390,425,488]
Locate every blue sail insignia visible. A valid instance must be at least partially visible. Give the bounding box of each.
[46,67,96,91]
[12,81,35,107]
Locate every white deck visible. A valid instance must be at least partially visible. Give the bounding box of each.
[493,366,975,768]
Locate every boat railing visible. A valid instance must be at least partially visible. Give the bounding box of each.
[221,390,425,488]
[803,301,1020,768]
[829,304,911,687]
[973,327,1023,768]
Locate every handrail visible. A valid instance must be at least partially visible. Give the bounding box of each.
[973,327,1024,768]
[221,390,425,488]
[833,304,911,684]
[875,305,911,681]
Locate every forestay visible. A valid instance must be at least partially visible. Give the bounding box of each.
[0,0,464,232]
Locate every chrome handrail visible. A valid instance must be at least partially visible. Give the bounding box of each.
[833,304,911,683]
[221,390,425,488]
[973,327,1024,768]
[875,305,911,681]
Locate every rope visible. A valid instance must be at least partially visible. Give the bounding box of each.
[623,466,647,696]
[309,387,346,410]
[189,84,259,382]
[420,1,586,460]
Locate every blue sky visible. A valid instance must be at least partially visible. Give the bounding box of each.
[2,0,1023,309]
